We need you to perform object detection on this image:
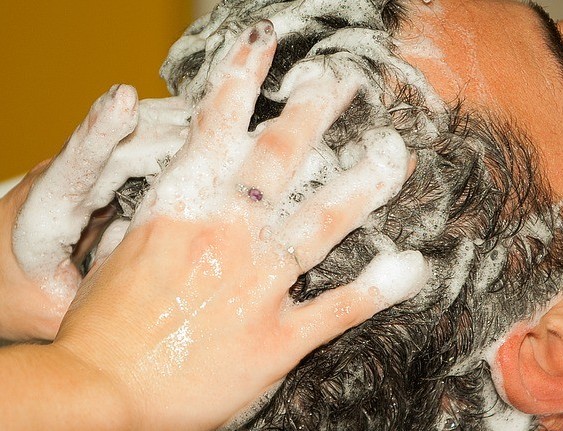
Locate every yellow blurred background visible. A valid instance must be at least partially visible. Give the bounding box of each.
[0,1,193,181]
[1,0,561,182]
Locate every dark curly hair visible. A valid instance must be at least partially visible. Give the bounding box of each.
[118,0,563,429]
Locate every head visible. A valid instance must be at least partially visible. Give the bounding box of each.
[145,0,563,429]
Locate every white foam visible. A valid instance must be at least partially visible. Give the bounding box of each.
[481,377,533,431]
[12,85,138,290]
[348,127,410,213]
[473,244,508,292]
[267,52,366,105]
[354,250,430,305]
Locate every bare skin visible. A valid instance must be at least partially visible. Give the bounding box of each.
[2,0,560,427]
[397,0,563,425]
[398,0,563,191]
[0,86,189,341]
[0,22,428,430]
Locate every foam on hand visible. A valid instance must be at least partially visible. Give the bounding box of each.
[12,85,138,290]
[12,86,191,299]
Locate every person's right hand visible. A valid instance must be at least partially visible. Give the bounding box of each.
[0,86,190,341]
[54,20,430,430]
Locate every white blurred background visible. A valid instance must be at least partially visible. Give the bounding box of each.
[194,0,563,20]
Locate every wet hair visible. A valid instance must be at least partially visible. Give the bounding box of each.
[127,0,563,429]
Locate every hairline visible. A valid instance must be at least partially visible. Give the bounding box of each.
[526,1,563,76]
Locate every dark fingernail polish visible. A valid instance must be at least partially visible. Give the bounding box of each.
[249,28,259,44]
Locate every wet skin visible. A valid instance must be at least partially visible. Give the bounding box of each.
[398,0,563,424]
[0,1,561,427]
[0,21,431,430]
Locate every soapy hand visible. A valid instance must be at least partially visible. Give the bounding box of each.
[0,87,189,341]
[55,21,429,430]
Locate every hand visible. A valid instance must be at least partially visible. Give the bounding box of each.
[0,86,190,341]
[55,20,429,430]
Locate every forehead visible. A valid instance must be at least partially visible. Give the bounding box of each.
[396,0,555,101]
[397,0,563,193]
[163,0,561,155]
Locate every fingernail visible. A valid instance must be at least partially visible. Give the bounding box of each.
[249,20,274,44]
[262,19,274,35]
[110,84,123,98]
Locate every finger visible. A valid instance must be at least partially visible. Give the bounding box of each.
[279,127,409,271]
[86,122,188,209]
[145,22,278,220]
[239,68,360,199]
[13,85,138,276]
[189,20,277,156]
[42,84,139,203]
[284,250,429,353]
[89,219,130,273]
[138,96,191,126]
[88,95,192,211]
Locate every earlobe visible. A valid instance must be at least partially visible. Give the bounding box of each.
[494,301,563,416]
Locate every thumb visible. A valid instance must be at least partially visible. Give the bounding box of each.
[285,250,429,354]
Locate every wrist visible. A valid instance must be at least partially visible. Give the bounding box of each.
[50,342,136,431]
[0,343,134,430]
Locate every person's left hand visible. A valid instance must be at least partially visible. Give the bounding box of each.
[0,86,190,341]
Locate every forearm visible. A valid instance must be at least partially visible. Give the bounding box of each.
[0,343,132,430]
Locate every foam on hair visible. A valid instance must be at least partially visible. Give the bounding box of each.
[114,0,563,429]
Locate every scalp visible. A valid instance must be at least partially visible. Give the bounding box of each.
[133,1,563,429]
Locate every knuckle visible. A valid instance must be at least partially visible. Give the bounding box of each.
[257,127,295,159]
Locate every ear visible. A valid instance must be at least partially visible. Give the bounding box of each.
[558,20,563,36]
[493,301,563,416]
